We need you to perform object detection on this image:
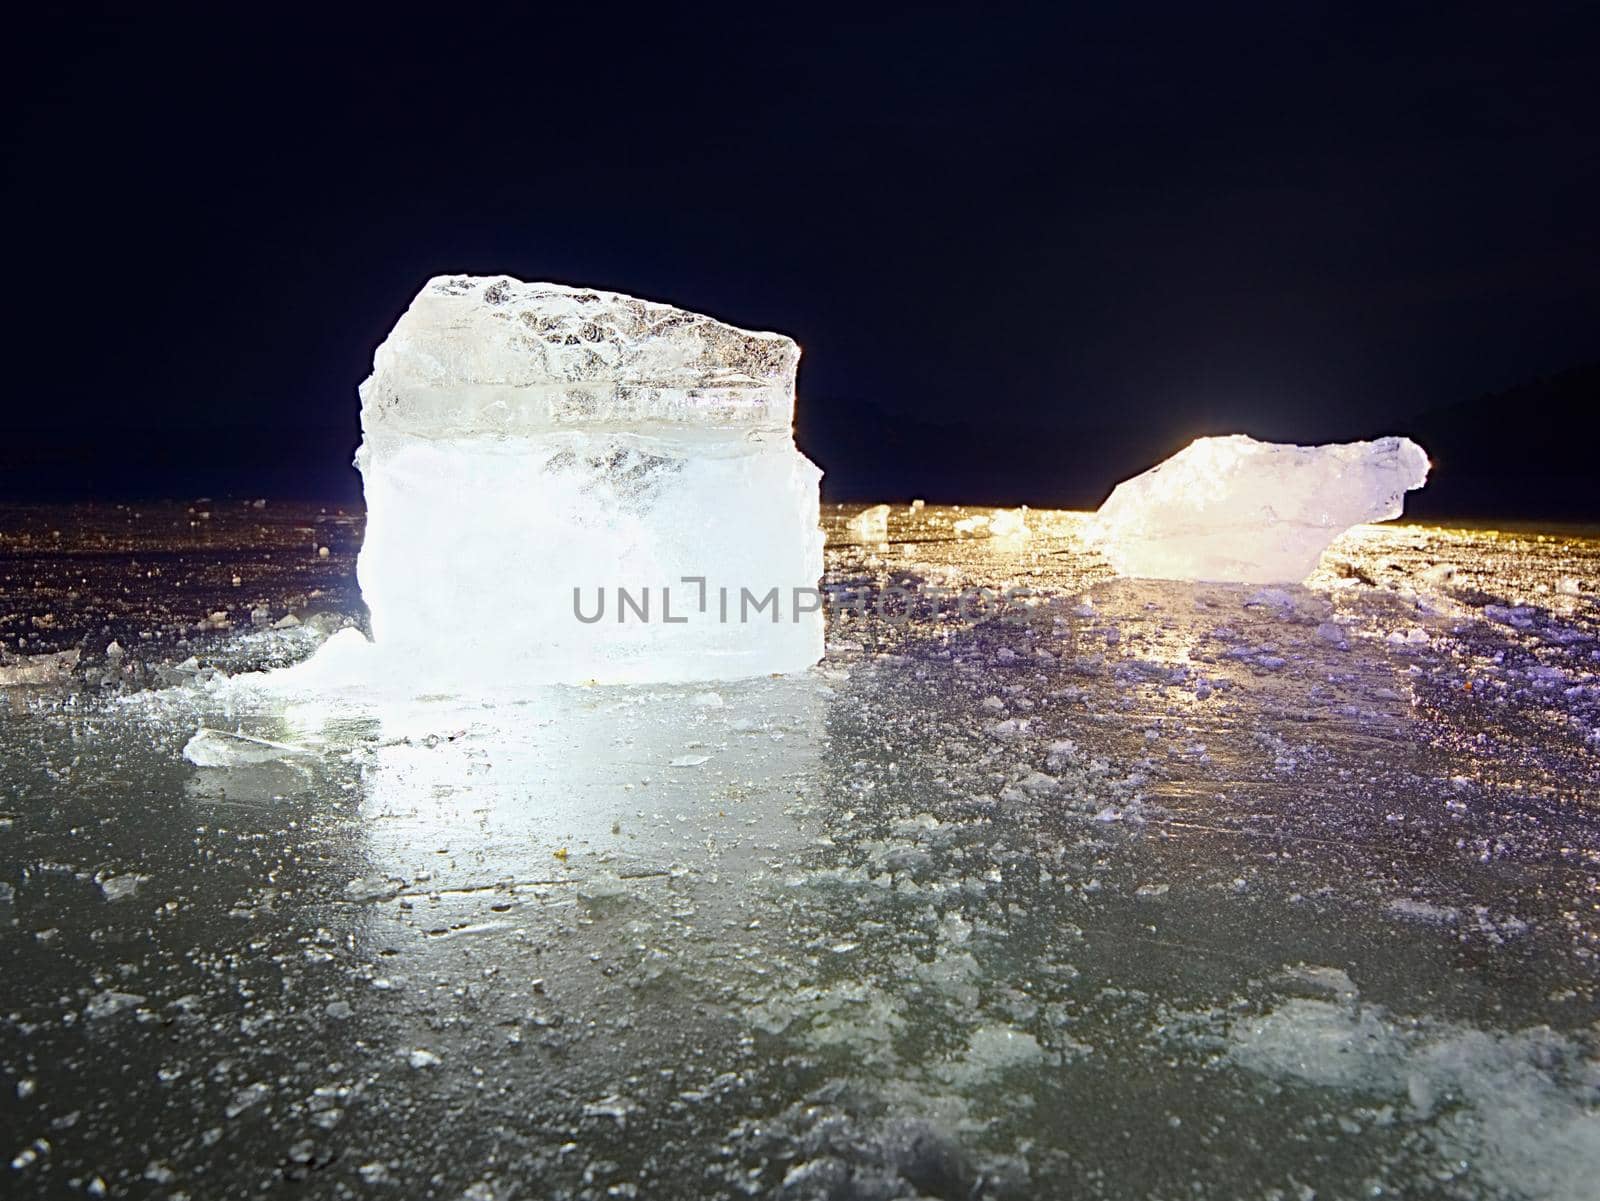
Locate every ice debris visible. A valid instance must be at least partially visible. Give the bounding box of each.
[1227,997,1600,1201]
[1090,434,1429,583]
[846,503,891,541]
[0,648,79,687]
[987,506,1030,537]
[182,728,316,767]
[952,507,1029,537]
[98,874,147,902]
[84,991,146,1020]
[351,275,824,686]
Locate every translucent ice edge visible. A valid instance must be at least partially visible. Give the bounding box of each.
[1090,433,1431,584]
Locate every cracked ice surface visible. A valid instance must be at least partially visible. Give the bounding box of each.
[2,503,1600,1199]
[1092,434,1430,584]
[355,276,824,686]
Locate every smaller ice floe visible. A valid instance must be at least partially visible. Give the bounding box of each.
[345,877,402,902]
[953,507,1030,537]
[988,506,1030,537]
[1484,604,1538,628]
[84,991,146,1021]
[986,717,1031,740]
[1386,627,1431,648]
[98,874,148,902]
[1386,897,1461,925]
[935,1024,1051,1087]
[182,728,318,767]
[1417,562,1461,589]
[1090,434,1429,583]
[1315,621,1351,648]
[847,504,891,541]
[1224,996,1600,1200]
[1280,964,1360,1000]
[1244,587,1299,612]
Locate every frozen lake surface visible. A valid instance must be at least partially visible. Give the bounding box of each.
[2,502,1598,1199]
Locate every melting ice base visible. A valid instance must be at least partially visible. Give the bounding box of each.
[1092,434,1431,584]
[358,429,821,685]
[350,276,824,687]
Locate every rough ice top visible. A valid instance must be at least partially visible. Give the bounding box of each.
[1091,434,1430,584]
[360,275,800,439]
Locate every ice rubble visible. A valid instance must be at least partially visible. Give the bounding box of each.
[0,647,80,686]
[353,276,824,686]
[1091,433,1429,584]
[1225,994,1600,1201]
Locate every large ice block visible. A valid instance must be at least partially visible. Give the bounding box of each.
[1090,434,1429,584]
[355,276,824,685]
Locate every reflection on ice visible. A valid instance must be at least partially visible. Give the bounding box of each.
[202,664,832,897]
[5,504,1599,1198]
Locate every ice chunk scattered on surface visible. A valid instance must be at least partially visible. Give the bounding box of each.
[344,876,402,903]
[353,276,824,687]
[952,507,1029,537]
[98,874,147,902]
[84,991,146,1020]
[182,727,316,767]
[987,506,1030,538]
[935,1024,1050,1085]
[1227,997,1600,1201]
[846,503,891,541]
[1090,434,1429,584]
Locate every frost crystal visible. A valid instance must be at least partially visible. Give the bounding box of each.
[355,276,824,685]
[1090,434,1429,584]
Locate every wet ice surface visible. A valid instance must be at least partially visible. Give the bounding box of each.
[2,503,1599,1199]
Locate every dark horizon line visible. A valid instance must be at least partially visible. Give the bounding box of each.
[4,360,1596,519]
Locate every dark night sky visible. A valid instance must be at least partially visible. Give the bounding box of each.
[4,2,1598,512]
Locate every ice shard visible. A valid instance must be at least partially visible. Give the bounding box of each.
[1090,434,1429,584]
[846,503,891,541]
[355,276,824,685]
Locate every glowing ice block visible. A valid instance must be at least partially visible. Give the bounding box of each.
[355,276,824,685]
[1090,434,1429,584]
